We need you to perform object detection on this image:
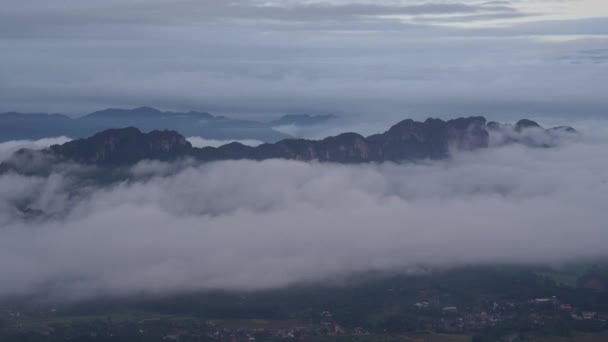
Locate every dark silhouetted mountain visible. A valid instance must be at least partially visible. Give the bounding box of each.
[365,117,487,161]
[0,107,290,143]
[515,119,542,132]
[269,114,337,126]
[1,116,578,177]
[79,107,289,142]
[0,112,85,141]
[189,117,490,163]
[49,127,192,165]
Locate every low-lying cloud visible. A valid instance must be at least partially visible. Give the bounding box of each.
[0,137,71,163]
[0,128,607,300]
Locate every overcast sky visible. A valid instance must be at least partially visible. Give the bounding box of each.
[1,0,607,120]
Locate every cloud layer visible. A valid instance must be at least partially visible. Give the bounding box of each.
[0,126,607,300]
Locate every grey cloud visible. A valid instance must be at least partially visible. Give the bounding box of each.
[0,0,538,44]
[0,0,607,118]
[559,48,608,64]
[410,11,532,24]
[461,17,608,37]
[0,0,518,28]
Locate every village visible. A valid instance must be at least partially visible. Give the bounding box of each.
[2,293,608,341]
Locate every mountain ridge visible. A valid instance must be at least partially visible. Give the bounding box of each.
[0,107,290,143]
[1,117,577,173]
[269,114,337,126]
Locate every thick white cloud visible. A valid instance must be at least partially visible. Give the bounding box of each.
[0,137,71,162]
[0,127,607,299]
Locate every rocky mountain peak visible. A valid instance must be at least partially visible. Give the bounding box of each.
[49,127,192,165]
[515,119,542,132]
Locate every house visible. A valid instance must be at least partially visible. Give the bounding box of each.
[354,327,368,335]
[414,302,429,309]
[582,311,597,320]
[442,307,458,314]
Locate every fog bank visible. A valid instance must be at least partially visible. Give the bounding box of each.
[0,129,607,299]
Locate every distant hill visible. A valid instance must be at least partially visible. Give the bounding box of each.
[0,107,291,143]
[269,114,337,126]
[0,112,88,141]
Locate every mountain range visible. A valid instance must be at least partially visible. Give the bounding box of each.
[1,117,576,176]
[269,114,337,127]
[0,107,338,143]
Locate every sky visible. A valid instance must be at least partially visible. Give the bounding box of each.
[1,126,608,299]
[1,0,607,120]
